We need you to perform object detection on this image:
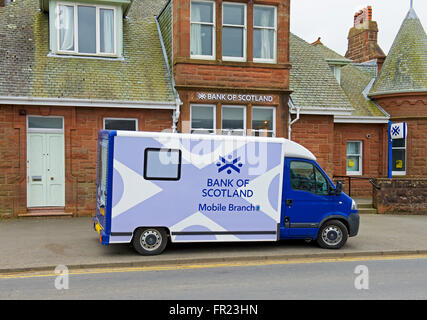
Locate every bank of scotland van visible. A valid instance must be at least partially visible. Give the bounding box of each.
[93,131,359,255]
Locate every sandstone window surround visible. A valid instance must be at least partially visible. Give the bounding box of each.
[251,107,276,137]
[392,137,407,176]
[190,104,277,137]
[190,0,216,60]
[189,1,278,64]
[346,141,363,175]
[253,4,277,63]
[103,118,138,131]
[222,2,247,62]
[190,104,216,134]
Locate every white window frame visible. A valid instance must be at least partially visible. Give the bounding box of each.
[330,65,342,84]
[346,141,363,176]
[253,4,277,64]
[56,2,117,57]
[221,105,246,136]
[392,136,407,176]
[27,115,65,134]
[103,118,138,131]
[251,106,276,137]
[222,2,247,62]
[190,104,216,134]
[190,0,216,60]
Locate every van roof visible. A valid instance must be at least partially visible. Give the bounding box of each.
[113,131,316,161]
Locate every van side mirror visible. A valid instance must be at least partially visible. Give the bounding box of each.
[335,182,343,196]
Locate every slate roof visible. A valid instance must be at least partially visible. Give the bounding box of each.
[370,8,427,96]
[340,64,386,117]
[314,43,352,64]
[313,43,386,118]
[0,0,176,103]
[289,33,353,114]
[291,33,387,119]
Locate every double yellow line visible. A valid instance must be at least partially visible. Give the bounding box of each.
[1,253,427,280]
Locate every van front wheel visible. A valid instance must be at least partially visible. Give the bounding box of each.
[132,227,168,255]
[316,220,348,249]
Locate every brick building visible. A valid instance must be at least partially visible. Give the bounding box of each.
[1,1,425,217]
[157,0,291,138]
[0,0,178,216]
[0,0,291,217]
[290,5,426,211]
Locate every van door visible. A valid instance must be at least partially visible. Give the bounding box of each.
[283,158,332,238]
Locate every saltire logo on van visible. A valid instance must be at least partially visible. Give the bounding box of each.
[216,156,243,174]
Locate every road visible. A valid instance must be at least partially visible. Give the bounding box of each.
[1,255,427,300]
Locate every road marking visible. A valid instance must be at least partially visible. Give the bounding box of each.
[1,253,427,280]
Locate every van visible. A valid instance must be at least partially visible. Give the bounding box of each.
[93,130,359,255]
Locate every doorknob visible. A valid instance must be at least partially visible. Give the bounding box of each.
[286,199,293,206]
[50,177,54,181]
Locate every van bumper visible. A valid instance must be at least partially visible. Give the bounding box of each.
[348,212,360,237]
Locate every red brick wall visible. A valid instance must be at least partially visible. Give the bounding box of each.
[291,116,389,197]
[291,115,335,177]
[374,93,427,176]
[174,64,289,91]
[334,123,387,197]
[0,105,172,217]
[172,0,291,138]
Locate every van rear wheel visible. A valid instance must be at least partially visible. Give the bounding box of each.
[132,227,168,255]
[316,220,348,249]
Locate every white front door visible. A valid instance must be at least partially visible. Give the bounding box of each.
[27,117,65,207]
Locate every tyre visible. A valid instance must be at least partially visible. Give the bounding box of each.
[316,220,348,249]
[132,227,168,255]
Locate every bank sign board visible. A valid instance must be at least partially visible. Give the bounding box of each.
[197,92,274,103]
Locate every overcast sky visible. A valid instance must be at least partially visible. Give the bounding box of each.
[290,0,427,56]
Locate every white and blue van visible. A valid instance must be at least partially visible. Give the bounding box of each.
[93,131,359,255]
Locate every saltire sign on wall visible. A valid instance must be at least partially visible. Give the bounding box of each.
[390,122,407,140]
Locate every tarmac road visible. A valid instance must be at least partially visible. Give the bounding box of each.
[1,255,427,300]
[1,214,427,273]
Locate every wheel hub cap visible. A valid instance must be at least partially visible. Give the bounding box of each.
[322,226,342,245]
[140,230,162,251]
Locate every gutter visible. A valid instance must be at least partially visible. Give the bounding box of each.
[0,96,177,109]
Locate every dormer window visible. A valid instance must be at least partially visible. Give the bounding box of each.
[56,2,117,57]
[329,65,341,84]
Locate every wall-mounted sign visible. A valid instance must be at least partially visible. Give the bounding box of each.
[196,92,274,103]
[390,122,407,139]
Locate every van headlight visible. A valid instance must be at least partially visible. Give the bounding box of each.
[351,199,358,211]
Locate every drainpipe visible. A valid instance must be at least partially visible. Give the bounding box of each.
[172,98,182,133]
[288,100,301,140]
[155,15,182,133]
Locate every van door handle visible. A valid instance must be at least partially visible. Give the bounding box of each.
[286,199,293,206]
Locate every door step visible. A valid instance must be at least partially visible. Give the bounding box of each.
[354,198,377,214]
[20,207,72,217]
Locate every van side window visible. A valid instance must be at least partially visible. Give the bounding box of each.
[290,161,329,195]
[314,167,329,195]
[290,161,315,193]
[144,148,182,181]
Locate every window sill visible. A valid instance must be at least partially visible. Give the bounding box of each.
[346,172,363,176]
[48,52,124,61]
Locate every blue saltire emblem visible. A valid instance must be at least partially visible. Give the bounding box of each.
[217,156,243,174]
[391,126,400,137]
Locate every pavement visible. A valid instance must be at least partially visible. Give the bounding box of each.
[1,214,427,273]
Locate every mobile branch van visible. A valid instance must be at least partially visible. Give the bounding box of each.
[93,131,359,255]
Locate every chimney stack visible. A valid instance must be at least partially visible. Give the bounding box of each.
[345,6,386,73]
